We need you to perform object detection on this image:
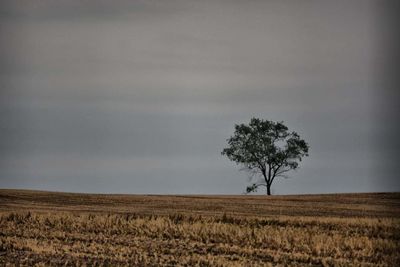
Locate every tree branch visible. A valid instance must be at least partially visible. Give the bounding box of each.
[246,183,267,193]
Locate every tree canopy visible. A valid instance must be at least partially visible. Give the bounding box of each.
[222,118,309,195]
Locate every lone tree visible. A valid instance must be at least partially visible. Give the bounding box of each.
[222,118,309,195]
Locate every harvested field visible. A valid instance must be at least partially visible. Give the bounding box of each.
[0,189,399,266]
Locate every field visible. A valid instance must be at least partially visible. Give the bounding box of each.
[0,190,399,266]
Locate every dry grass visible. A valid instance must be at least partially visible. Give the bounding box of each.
[0,190,399,266]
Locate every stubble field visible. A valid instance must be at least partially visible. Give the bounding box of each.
[0,189,399,266]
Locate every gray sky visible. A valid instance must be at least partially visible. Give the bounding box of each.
[1,0,399,194]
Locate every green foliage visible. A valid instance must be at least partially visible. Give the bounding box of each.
[222,118,309,194]
[246,184,259,193]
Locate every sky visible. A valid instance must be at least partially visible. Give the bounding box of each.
[0,0,399,194]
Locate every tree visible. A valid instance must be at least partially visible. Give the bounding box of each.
[221,118,309,195]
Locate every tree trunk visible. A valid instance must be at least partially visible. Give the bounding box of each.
[262,169,271,195]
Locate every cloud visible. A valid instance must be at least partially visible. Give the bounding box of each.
[1,0,398,194]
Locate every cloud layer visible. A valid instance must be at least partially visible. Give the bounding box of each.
[1,0,398,194]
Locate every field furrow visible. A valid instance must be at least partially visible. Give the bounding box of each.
[0,190,399,266]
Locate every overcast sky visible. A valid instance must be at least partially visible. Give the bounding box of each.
[1,0,399,194]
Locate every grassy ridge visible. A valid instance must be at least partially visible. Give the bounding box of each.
[0,190,399,266]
